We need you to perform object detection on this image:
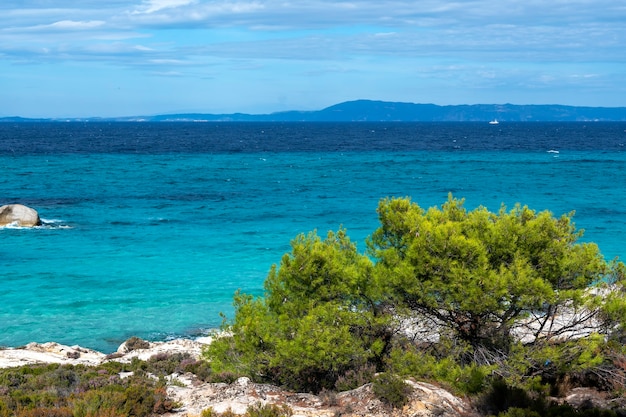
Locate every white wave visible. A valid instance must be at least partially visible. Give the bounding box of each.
[40,218,64,224]
[547,149,560,154]
[1,219,73,230]
[40,219,73,229]
[1,221,25,229]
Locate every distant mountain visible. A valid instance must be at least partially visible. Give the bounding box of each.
[3,100,626,122]
[309,101,626,122]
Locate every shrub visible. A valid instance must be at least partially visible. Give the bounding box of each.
[201,408,239,417]
[246,403,293,417]
[123,337,150,352]
[208,371,239,384]
[0,361,180,417]
[146,352,194,376]
[371,373,412,409]
[334,363,376,392]
[387,341,492,395]
[11,408,74,417]
[205,229,391,393]
[179,358,212,381]
[476,379,545,416]
[496,408,541,417]
[201,403,293,417]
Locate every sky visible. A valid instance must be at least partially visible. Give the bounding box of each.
[1,1,626,118]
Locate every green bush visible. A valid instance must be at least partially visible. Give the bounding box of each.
[0,361,177,417]
[201,403,293,417]
[204,229,392,393]
[371,373,412,408]
[387,341,492,395]
[246,403,293,417]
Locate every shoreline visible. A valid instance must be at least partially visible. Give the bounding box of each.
[0,338,480,417]
[0,337,213,369]
[0,335,618,416]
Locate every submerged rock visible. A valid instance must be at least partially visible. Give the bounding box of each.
[0,204,41,227]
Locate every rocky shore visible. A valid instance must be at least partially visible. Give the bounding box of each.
[0,338,480,417]
[0,338,211,369]
[2,338,619,416]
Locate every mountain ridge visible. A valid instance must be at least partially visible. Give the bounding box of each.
[3,99,626,122]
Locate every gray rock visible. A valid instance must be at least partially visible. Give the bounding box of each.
[0,204,41,227]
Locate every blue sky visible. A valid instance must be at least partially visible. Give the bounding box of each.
[2,0,626,118]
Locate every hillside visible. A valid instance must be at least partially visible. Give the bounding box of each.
[3,100,626,122]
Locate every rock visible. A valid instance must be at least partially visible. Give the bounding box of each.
[0,342,106,367]
[0,204,41,227]
[114,337,207,362]
[0,338,210,369]
[164,378,479,417]
[561,387,610,410]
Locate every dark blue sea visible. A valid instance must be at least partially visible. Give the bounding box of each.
[1,122,625,352]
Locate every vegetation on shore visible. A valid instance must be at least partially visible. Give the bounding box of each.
[205,195,626,415]
[0,351,211,417]
[1,196,625,416]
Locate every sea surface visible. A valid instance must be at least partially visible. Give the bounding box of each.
[1,122,625,353]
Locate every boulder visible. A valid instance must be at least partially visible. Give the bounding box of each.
[0,204,41,227]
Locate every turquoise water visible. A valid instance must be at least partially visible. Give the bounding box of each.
[1,123,625,352]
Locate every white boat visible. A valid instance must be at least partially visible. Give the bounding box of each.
[489,119,499,125]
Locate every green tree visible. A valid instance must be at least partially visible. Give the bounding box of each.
[368,195,625,350]
[205,196,626,397]
[204,229,392,392]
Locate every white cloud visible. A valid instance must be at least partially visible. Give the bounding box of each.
[50,20,105,30]
[132,0,197,14]
[2,0,626,114]
[48,20,106,30]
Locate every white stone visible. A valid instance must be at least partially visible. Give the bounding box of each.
[0,204,41,227]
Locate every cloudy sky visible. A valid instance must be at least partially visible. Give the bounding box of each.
[2,0,625,117]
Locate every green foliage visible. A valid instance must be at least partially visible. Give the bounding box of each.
[205,195,626,406]
[368,195,626,349]
[245,403,293,417]
[387,340,492,395]
[496,335,626,396]
[371,373,412,408]
[205,229,392,392]
[0,360,179,417]
[201,403,293,417]
[479,379,623,417]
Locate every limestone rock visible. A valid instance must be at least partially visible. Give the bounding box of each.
[0,204,41,227]
[557,387,610,410]
[164,378,479,417]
